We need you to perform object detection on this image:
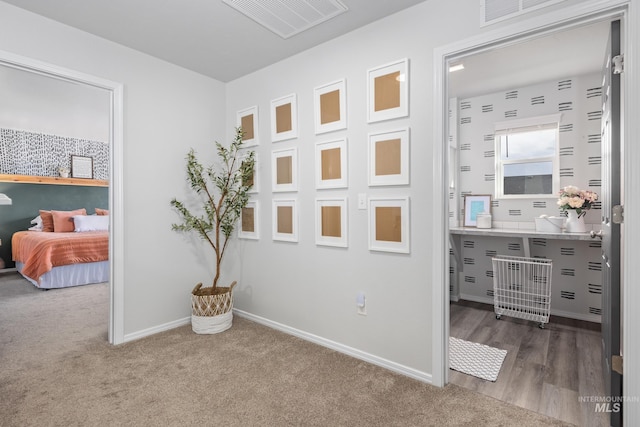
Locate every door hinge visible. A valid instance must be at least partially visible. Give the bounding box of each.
[613,355,623,375]
[613,54,624,74]
[612,205,624,224]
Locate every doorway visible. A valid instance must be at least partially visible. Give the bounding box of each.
[431,5,630,426]
[0,50,124,344]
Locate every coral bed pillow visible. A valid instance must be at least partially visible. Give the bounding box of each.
[51,208,87,232]
[39,210,54,232]
[95,208,109,216]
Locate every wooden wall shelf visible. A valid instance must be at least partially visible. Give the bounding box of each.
[0,174,108,187]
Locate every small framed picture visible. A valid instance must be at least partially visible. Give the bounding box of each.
[368,128,409,186]
[272,199,298,242]
[313,79,347,134]
[238,201,259,240]
[236,106,259,147]
[368,197,410,254]
[71,155,93,179]
[315,138,347,189]
[270,93,298,142]
[367,58,409,123]
[242,151,259,194]
[271,148,297,192]
[315,197,348,248]
[463,195,491,227]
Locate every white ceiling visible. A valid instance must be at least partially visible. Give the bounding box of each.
[1,0,426,82]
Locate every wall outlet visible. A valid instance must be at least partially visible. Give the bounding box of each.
[358,193,367,210]
[356,292,366,315]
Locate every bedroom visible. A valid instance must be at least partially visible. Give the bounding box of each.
[0,0,639,424]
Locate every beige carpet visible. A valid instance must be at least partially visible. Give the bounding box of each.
[0,272,572,426]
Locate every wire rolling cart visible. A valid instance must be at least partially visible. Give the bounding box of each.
[491,255,553,329]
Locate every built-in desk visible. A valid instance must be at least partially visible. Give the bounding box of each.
[449,227,594,266]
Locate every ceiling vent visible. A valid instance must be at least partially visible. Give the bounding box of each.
[223,0,348,39]
[480,0,567,26]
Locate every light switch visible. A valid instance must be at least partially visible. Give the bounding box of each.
[358,193,367,210]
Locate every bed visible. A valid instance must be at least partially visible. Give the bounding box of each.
[12,230,109,289]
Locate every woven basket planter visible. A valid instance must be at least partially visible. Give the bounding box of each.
[191,281,237,334]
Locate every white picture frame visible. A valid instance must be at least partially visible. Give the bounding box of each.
[368,196,410,254]
[270,93,298,142]
[367,58,409,123]
[315,197,348,248]
[315,138,347,189]
[236,105,259,147]
[238,200,259,240]
[368,128,410,186]
[271,147,298,192]
[313,79,347,134]
[242,151,259,194]
[272,199,298,242]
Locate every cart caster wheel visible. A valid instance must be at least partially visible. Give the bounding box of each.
[538,323,545,329]
[495,314,502,320]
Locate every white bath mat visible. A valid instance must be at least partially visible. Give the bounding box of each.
[449,337,507,382]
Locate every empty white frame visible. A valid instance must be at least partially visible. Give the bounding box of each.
[314,79,347,134]
[315,197,348,247]
[367,58,409,123]
[272,199,298,242]
[271,147,298,192]
[236,105,259,147]
[238,201,259,240]
[368,128,409,186]
[368,196,410,254]
[270,93,298,142]
[315,138,347,189]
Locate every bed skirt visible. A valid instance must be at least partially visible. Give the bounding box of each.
[16,261,109,289]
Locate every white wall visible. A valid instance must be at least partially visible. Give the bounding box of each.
[0,1,227,335]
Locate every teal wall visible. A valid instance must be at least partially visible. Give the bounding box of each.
[0,182,108,268]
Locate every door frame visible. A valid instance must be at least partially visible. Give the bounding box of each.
[0,49,125,344]
[432,1,640,423]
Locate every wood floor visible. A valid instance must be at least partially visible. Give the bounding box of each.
[450,300,609,427]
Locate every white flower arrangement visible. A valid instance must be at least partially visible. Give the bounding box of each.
[557,185,598,217]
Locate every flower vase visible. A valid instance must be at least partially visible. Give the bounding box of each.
[565,209,587,233]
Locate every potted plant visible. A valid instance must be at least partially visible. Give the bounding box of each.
[170,127,255,334]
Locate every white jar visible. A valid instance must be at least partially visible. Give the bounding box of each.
[476,213,492,229]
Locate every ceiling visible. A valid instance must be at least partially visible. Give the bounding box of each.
[1,0,426,82]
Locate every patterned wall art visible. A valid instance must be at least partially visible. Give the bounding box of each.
[238,200,259,240]
[368,196,410,254]
[315,197,348,248]
[368,127,410,186]
[367,58,409,123]
[236,105,259,147]
[0,128,109,180]
[271,147,298,192]
[313,79,347,134]
[270,93,298,142]
[272,198,298,242]
[315,138,347,189]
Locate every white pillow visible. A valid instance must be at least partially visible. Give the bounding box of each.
[73,215,109,232]
[28,215,43,231]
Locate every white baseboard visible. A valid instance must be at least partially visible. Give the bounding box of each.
[123,316,191,343]
[233,309,433,384]
[458,293,602,324]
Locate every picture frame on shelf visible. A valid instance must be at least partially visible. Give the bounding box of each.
[272,198,298,242]
[368,128,409,186]
[315,197,347,248]
[463,194,491,227]
[270,93,298,142]
[313,79,346,134]
[271,147,298,192]
[71,155,93,179]
[315,138,347,189]
[368,196,410,254]
[236,106,259,147]
[367,58,409,123]
[238,200,259,240]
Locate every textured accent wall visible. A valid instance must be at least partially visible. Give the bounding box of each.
[0,128,109,180]
[451,74,603,323]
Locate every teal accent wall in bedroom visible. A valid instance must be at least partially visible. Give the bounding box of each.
[0,182,108,268]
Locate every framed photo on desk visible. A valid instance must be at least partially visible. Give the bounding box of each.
[463,194,491,227]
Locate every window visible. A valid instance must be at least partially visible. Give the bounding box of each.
[495,114,560,199]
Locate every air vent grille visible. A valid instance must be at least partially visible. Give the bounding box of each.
[223,0,348,39]
[481,0,567,26]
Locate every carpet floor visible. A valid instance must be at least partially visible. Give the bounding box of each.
[0,272,572,426]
